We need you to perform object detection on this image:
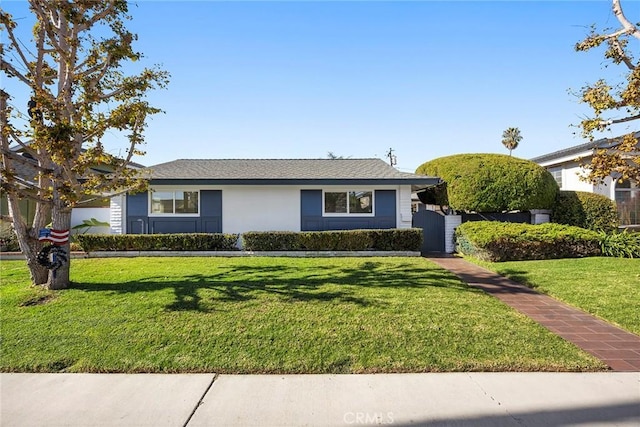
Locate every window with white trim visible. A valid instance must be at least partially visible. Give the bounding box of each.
[323,191,373,215]
[549,168,562,188]
[150,190,199,215]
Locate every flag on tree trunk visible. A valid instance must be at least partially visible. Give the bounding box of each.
[38,229,70,245]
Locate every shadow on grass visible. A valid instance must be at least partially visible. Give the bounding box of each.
[70,261,479,312]
[440,265,541,295]
[491,269,541,290]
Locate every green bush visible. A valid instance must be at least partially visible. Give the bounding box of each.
[77,230,423,252]
[0,222,20,252]
[455,221,601,261]
[370,229,422,251]
[552,191,619,232]
[598,230,640,258]
[415,154,558,212]
[296,230,373,251]
[242,229,422,251]
[76,233,239,252]
[241,232,301,251]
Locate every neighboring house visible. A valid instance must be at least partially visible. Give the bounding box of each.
[110,158,440,235]
[531,133,640,227]
[1,146,143,234]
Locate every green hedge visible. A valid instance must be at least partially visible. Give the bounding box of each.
[76,229,422,252]
[455,221,601,261]
[415,154,558,212]
[76,233,240,252]
[552,191,619,232]
[0,223,20,252]
[242,229,422,251]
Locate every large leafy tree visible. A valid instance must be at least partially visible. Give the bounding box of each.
[501,127,522,156]
[1,1,169,289]
[575,0,639,184]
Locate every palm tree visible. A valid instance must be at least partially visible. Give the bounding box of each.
[501,127,522,156]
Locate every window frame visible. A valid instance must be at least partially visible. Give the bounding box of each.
[148,189,201,217]
[615,179,639,226]
[549,167,562,189]
[322,189,375,217]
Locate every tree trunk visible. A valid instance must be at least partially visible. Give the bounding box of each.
[47,181,72,290]
[47,205,72,290]
[28,256,49,285]
[5,194,49,285]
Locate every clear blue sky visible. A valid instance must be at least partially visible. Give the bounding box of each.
[3,1,639,173]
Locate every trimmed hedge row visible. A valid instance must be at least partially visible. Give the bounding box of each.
[76,233,240,252]
[242,229,423,251]
[552,190,619,232]
[455,221,601,262]
[76,229,423,252]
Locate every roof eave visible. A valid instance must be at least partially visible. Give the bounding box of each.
[149,177,441,186]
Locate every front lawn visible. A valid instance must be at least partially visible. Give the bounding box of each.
[0,257,604,373]
[468,257,640,335]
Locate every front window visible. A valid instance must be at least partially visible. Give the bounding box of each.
[150,190,199,214]
[615,180,639,226]
[324,191,373,215]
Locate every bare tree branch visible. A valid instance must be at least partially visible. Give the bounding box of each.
[609,38,636,70]
[29,2,64,52]
[612,0,640,40]
[0,59,31,86]
[608,113,640,125]
[0,14,32,72]
[76,0,118,33]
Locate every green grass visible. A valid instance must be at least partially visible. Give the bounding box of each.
[467,257,640,335]
[0,257,604,373]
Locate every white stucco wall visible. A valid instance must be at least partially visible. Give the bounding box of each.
[595,176,615,199]
[552,164,617,200]
[541,158,617,201]
[222,186,301,234]
[561,164,595,193]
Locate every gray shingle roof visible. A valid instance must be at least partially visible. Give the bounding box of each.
[146,158,437,183]
[530,131,640,164]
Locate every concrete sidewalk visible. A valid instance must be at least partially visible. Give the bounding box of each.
[1,372,638,426]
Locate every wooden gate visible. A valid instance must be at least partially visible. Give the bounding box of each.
[412,210,445,253]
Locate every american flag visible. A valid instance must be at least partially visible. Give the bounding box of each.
[38,229,70,245]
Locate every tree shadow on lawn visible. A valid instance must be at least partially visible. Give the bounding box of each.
[486,269,540,291]
[70,261,482,313]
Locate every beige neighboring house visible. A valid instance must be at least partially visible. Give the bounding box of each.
[531,133,640,228]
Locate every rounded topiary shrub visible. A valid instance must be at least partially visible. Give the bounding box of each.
[552,191,619,232]
[415,154,558,212]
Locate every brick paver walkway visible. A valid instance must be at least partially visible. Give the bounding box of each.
[427,255,640,372]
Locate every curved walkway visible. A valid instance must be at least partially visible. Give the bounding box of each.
[426,255,640,371]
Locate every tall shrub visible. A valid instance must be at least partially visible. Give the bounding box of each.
[552,191,618,232]
[415,154,558,212]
